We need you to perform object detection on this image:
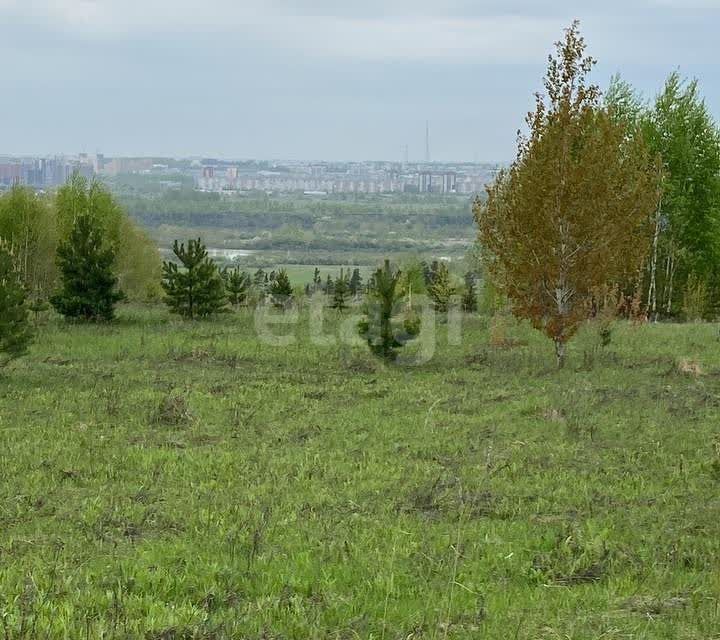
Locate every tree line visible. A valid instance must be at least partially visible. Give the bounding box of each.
[0,176,160,366]
[0,174,161,301]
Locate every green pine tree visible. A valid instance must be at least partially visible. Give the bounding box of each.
[331,269,350,311]
[429,261,456,313]
[349,268,363,296]
[461,272,478,313]
[50,214,125,321]
[162,239,227,319]
[359,260,419,361]
[253,269,267,294]
[427,260,440,287]
[222,266,250,307]
[269,268,293,309]
[0,242,33,367]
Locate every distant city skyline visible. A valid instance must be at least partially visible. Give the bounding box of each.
[0,153,499,195]
[1,1,719,161]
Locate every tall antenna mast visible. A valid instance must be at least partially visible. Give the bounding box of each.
[425,121,430,163]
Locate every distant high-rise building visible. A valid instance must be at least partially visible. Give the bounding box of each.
[442,172,456,194]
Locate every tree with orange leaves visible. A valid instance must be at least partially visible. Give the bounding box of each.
[475,21,661,368]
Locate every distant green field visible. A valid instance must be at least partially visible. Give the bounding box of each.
[2,307,719,638]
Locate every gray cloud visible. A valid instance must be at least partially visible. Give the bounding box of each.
[0,1,717,159]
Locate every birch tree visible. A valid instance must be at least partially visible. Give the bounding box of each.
[475,22,661,367]
[642,73,720,318]
[0,241,33,367]
[605,73,720,318]
[0,186,57,295]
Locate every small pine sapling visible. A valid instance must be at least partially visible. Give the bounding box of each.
[161,238,227,319]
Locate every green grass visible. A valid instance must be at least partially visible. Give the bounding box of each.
[1,306,720,638]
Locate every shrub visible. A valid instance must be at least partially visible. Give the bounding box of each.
[683,274,708,321]
[489,311,511,348]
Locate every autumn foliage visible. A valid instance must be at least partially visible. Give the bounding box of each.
[475,22,661,367]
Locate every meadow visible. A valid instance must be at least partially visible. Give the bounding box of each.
[1,306,719,639]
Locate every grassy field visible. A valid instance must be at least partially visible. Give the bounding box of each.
[1,306,719,638]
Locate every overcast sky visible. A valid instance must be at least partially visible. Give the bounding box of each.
[1,0,718,161]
